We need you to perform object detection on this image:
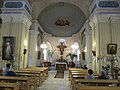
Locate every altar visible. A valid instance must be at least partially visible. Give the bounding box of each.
[55,62,67,70]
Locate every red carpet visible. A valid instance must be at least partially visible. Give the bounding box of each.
[54,70,64,78]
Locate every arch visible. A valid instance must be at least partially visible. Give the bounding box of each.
[37,2,87,37]
[32,0,92,19]
[58,39,67,46]
[46,41,52,50]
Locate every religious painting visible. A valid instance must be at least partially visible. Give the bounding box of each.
[107,43,117,54]
[81,30,86,49]
[54,18,70,26]
[2,36,15,60]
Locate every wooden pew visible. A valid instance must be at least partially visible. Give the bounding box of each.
[69,68,88,81]
[71,72,99,80]
[18,68,46,83]
[0,76,30,90]
[77,86,120,90]
[70,71,99,83]
[73,79,120,90]
[15,70,42,89]
[0,82,19,90]
[16,73,37,90]
[20,67,48,79]
[16,67,48,89]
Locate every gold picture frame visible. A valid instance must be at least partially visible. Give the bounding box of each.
[107,43,117,54]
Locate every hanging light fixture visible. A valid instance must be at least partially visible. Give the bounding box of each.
[40,42,47,49]
[71,44,79,50]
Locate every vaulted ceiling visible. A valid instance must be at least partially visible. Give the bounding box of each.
[0,0,94,37]
[38,2,86,37]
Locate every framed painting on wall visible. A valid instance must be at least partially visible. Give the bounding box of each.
[107,43,117,55]
[2,36,15,60]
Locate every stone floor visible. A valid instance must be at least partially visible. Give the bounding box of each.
[38,70,72,90]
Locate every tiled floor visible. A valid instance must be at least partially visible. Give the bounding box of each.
[38,70,72,90]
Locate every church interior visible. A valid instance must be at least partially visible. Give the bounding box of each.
[0,0,120,90]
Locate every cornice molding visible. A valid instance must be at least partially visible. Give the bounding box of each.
[1,14,32,27]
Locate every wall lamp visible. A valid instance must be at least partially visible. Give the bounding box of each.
[23,49,27,55]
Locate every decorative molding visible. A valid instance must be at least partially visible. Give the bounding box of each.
[1,14,32,27]
[25,5,31,14]
[2,0,32,20]
[91,4,97,14]
[90,0,120,15]
[98,1,119,8]
[5,2,23,8]
[29,30,39,35]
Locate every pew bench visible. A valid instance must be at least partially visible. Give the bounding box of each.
[77,86,120,90]
[15,70,42,88]
[16,73,37,90]
[69,68,88,81]
[0,76,30,90]
[17,69,45,83]
[73,79,120,90]
[70,71,99,83]
[0,82,19,90]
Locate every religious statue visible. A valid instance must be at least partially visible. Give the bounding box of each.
[57,42,67,55]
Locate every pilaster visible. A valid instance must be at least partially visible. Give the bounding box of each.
[0,0,32,69]
[90,0,120,72]
[85,21,92,69]
[28,20,39,67]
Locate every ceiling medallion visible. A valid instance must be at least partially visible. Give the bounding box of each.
[54,18,70,26]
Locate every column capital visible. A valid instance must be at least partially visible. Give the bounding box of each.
[90,0,120,23]
[29,30,39,35]
[89,14,120,27]
[30,20,39,30]
[1,0,32,21]
[90,0,120,14]
[1,14,32,27]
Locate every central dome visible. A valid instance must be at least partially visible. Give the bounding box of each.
[38,2,86,37]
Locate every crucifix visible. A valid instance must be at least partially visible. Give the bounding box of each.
[57,42,67,55]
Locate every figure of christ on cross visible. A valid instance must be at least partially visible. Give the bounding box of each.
[57,42,67,55]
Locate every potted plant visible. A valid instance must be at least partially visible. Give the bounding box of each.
[66,53,77,68]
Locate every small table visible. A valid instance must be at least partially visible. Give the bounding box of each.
[55,62,67,70]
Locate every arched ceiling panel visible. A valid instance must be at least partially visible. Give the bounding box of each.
[38,2,86,37]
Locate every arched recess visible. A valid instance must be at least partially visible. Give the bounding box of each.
[32,0,92,20]
[72,42,81,67]
[46,41,52,50]
[46,41,52,62]
[38,2,87,37]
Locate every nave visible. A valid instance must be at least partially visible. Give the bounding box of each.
[38,70,72,90]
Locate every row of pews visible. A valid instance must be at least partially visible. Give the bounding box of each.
[0,67,48,90]
[69,68,120,90]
